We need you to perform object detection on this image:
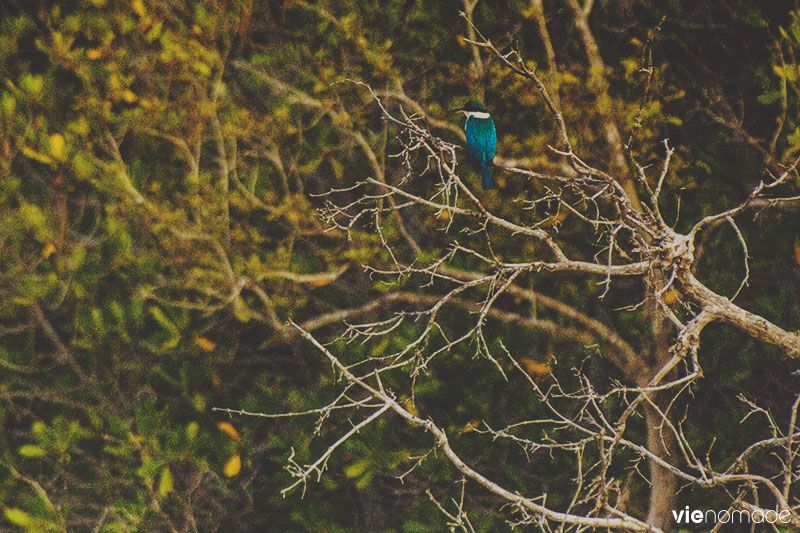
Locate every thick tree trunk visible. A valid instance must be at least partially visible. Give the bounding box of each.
[643,274,678,530]
[645,401,677,529]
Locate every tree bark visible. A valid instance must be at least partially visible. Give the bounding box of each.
[643,274,678,530]
[645,401,677,529]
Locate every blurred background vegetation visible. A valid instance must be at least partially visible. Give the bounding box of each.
[1,0,799,531]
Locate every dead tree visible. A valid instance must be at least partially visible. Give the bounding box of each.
[225,20,800,533]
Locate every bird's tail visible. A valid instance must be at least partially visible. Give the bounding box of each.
[481,158,494,190]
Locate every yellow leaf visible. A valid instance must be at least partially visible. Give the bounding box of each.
[520,358,552,380]
[436,210,451,221]
[43,243,57,259]
[49,133,65,159]
[121,89,138,103]
[403,398,419,418]
[662,288,679,305]
[4,508,31,527]
[86,48,103,60]
[218,421,241,441]
[145,20,163,42]
[223,454,241,477]
[132,0,146,17]
[21,146,55,166]
[195,336,216,352]
[560,71,579,85]
[461,420,481,434]
[456,34,467,48]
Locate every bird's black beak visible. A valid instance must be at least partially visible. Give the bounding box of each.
[450,106,464,112]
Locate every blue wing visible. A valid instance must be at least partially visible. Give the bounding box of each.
[465,116,497,189]
[465,116,496,162]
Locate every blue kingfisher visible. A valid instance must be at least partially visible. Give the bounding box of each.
[452,100,496,190]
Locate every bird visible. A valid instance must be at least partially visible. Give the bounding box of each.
[452,100,496,190]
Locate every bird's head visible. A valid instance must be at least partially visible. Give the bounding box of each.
[451,100,489,115]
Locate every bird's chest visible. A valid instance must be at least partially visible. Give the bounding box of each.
[465,117,495,156]
[466,118,493,140]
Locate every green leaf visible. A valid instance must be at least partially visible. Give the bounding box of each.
[186,421,199,441]
[354,471,373,489]
[330,158,344,179]
[149,306,180,349]
[158,467,174,497]
[31,421,47,439]
[18,444,47,458]
[72,154,94,181]
[402,521,431,533]
[191,393,206,412]
[19,203,55,242]
[232,297,252,323]
[103,444,133,458]
[343,458,369,478]
[0,92,15,115]
[4,508,31,527]
[20,74,44,94]
[136,455,161,488]
[757,90,780,104]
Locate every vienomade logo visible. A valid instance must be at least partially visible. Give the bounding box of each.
[672,506,793,527]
